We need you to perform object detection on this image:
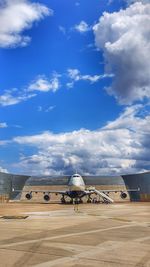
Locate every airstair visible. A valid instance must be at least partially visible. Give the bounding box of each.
[93,189,114,203]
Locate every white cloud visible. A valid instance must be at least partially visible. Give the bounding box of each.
[58,25,66,35]
[38,106,42,112]
[1,68,107,107]
[66,82,74,89]
[28,74,60,92]
[74,21,91,33]
[0,166,8,173]
[0,0,52,48]
[0,73,60,107]
[13,104,150,175]
[0,122,8,128]
[45,105,56,112]
[12,124,22,129]
[110,0,149,5]
[125,0,150,5]
[93,2,150,104]
[68,69,80,81]
[38,105,56,112]
[67,68,112,88]
[108,0,113,5]
[0,139,9,145]
[75,2,80,7]
[103,104,150,134]
[0,89,36,106]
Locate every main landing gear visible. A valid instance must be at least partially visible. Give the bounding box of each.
[87,196,92,203]
[61,196,66,204]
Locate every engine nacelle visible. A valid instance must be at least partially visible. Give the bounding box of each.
[120,192,127,199]
[25,192,32,200]
[43,194,50,201]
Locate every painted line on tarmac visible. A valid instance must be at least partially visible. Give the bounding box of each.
[32,241,127,267]
[33,235,150,267]
[0,223,140,249]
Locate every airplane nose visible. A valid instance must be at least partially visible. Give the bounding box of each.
[68,175,85,191]
[69,181,85,191]
[70,185,84,191]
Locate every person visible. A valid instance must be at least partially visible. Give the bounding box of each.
[92,197,97,203]
[73,199,79,212]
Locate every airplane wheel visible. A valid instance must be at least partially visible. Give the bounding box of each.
[61,198,66,204]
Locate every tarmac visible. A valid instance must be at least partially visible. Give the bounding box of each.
[0,202,149,267]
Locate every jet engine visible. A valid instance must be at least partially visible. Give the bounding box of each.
[120,192,127,199]
[43,194,50,201]
[25,192,32,200]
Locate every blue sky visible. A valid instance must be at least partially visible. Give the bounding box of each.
[0,0,150,175]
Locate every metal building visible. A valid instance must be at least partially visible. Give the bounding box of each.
[122,172,150,201]
[0,172,29,202]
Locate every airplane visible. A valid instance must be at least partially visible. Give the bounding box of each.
[13,173,140,204]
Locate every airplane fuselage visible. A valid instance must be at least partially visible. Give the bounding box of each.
[68,174,85,191]
[67,174,86,199]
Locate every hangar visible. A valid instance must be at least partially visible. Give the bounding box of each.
[0,171,150,202]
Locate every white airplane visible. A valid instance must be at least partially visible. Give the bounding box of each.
[16,173,140,204]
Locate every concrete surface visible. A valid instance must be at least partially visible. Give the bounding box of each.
[0,202,149,267]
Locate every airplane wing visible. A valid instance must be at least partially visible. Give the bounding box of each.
[29,190,68,195]
[86,187,140,193]
[12,188,69,202]
[12,188,68,195]
[100,188,140,192]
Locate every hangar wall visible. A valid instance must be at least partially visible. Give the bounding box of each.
[0,172,12,202]
[0,172,29,202]
[0,171,150,202]
[22,174,127,202]
[122,171,150,201]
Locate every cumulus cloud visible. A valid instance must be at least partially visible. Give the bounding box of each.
[0,0,52,48]
[67,68,113,88]
[13,104,150,175]
[93,2,150,104]
[103,104,145,131]
[74,21,91,33]
[28,73,60,92]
